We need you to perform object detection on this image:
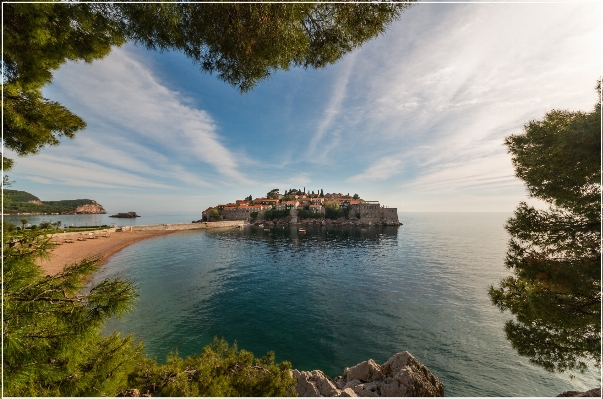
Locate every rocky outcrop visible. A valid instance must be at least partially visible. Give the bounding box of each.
[109,211,140,218]
[557,388,601,397]
[74,200,106,214]
[253,217,401,227]
[291,352,443,397]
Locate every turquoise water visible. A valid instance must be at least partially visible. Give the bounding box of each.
[89,213,600,396]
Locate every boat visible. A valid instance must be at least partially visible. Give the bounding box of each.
[298,228,306,233]
[264,228,270,232]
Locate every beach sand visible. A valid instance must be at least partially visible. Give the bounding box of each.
[36,230,178,276]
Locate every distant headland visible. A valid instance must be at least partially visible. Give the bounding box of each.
[2,189,106,215]
[200,188,400,226]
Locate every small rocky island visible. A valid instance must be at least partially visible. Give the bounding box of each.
[109,211,140,218]
[201,188,401,226]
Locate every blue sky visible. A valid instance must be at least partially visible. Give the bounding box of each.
[6,2,602,213]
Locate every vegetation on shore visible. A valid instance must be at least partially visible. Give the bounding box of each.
[3,189,103,215]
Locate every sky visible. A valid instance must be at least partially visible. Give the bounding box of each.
[5,1,602,213]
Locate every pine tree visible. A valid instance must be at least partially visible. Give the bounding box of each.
[489,81,601,373]
[3,230,144,396]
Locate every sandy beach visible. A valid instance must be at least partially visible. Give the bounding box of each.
[36,230,178,276]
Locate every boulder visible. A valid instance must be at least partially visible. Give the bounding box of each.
[557,388,601,397]
[291,369,338,397]
[340,388,358,397]
[291,352,443,397]
[345,359,382,382]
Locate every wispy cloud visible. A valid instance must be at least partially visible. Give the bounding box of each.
[307,52,358,161]
[50,48,248,183]
[347,157,403,183]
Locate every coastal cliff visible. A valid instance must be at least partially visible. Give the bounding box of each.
[292,352,444,397]
[3,189,107,215]
[73,200,106,214]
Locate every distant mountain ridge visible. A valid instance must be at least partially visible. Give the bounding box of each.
[3,189,107,215]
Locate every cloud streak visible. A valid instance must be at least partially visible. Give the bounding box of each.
[51,48,248,183]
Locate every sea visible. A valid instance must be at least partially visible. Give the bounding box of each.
[20,212,601,396]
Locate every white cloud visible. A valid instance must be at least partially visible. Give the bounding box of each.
[13,152,174,190]
[50,48,248,183]
[307,52,358,160]
[348,157,403,183]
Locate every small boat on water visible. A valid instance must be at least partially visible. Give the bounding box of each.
[298,228,306,233]
[264,228,270,232]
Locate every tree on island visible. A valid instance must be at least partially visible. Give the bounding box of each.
[267,188,280,199]
[20,218,28,230]
[3,1,415,170]
[489,81,601,374]
[353,193,360,200]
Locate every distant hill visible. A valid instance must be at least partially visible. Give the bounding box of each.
[3,189,107,215]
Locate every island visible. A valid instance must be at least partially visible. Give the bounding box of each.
[2,189,106,215]
[200,189,400,226]
[109,212,140,218]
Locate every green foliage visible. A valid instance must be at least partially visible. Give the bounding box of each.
[39,220,53,230]
[245,195,253,201]
[324,202,349,220]
[3,189,40,203]
[3,230,144,396]
[353,193,360,200]
[121,2,412,92]
[250,211,259,219]
[489,83,601,373]
[128,337,296,397]
[263,209,290,220]
[209,208,221,221]
[297,210,323,219]
[3,220,18,232]
[3,2,127,169]
[267,188,281,199]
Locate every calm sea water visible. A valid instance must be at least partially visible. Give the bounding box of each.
[88,213,600,396]
[3,210,202,227]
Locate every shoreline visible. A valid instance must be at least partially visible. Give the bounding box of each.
[36,230,179,276]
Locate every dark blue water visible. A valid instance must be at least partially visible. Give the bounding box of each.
[89,213,600,396]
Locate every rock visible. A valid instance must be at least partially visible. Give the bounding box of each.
[291,369,337,397]
[557,388,601,397]
[379,352,444,397]
[346,359,382,382]
[291,352,443,397]
[340,388,358,397]
[353,382,380,397]
[109,211,140,218]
